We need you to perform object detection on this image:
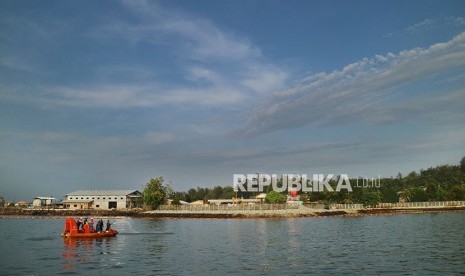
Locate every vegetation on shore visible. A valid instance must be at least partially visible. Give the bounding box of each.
[142,177,168,210]
[147,156,465,207]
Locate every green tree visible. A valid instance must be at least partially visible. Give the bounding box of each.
[143,177,168,210]
[449,185,465,200]
[381,188,399,203]
[460,156,465,174]
[164,181,174,199]
[265,190,286,204]
[400,188,413,202]
[426,182,439,201]
[186,188,198,202]
[359,190,382,206]
[436,187,448,201]
[208,186,224,199]
[221,186,234,199]
[411,187,428,202]
[171,191,186,205]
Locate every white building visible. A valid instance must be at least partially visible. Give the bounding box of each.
[32,196,56,208]
[63,189,142,210]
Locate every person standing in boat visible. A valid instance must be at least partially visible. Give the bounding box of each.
[96,219,103,232]
[96,219,100,232]
[89,218,94,233]
[106,219,111,231]
[76,218,83,232]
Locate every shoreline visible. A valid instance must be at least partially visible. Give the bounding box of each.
[1,206,465,219]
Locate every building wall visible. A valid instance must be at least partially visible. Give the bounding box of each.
[92,196,127,209]
[66,195,128,210]
[65,202,93,210]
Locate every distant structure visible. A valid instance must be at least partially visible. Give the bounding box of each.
[190,193,267,205]
[63,189,142,210]
[32,196,56,208]
[14,201,29,208]
[287,188,300,203]
[198,198,261,205]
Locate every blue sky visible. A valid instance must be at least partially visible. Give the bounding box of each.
[1,0,465,201]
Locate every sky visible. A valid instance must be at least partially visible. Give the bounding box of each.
[1,0,465,201]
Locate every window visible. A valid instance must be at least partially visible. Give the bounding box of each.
[115,197,117,200]
[97,197,100,200]
[121,197,124,200]
[96,205,100,208]
[74,204,77,207]
[86,197,89,199]
[92,197,94,199]
[81,197,83,199]
[103,197,105,199]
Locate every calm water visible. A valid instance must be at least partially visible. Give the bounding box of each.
[0,213,464,275]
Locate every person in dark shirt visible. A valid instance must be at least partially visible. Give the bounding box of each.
[97,219,103,232]
[76,218,83,232]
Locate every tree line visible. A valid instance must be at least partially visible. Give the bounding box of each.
[142,156,465,208]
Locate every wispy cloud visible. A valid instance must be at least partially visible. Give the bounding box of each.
[240,65,288,94]
[385,16,465,37]
[97,0,261,62]
[160,16,261,61]
[233,32,465,136]
[453,16,465,26]
[404,18,435,33]
[35,83,248,108]
[44,85,156,108]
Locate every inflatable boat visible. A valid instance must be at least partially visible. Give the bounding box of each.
[61,217,118,238]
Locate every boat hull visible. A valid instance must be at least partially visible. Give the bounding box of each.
[61,229,118,238]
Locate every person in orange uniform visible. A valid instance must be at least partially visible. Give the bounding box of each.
[83,221,90,233]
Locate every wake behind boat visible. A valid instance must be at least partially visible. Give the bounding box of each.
[61,217,118,238]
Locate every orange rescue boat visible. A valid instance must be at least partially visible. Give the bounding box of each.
[61,217,118,238]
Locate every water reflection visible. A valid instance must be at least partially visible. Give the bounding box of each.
[286,219,301,252]
[255,220,268,255]
[61,237,118,272]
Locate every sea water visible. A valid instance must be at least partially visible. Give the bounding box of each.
[0,212,464,275]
